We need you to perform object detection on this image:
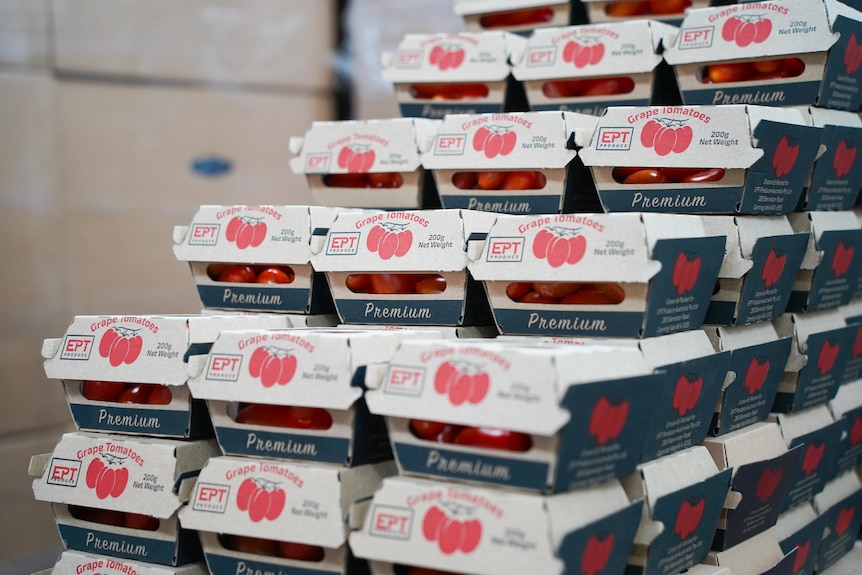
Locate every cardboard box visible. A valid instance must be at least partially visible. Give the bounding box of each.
[42,313,291,438]
[312,208,497,327]
[579,104,822,215]
[365,338,663,492]
[45,549,208,575]
[581,0,711,26]
[786,211,862,313]
[701,422,803,550]
[452,0,573,34]
[702,215,809,326]
[621,446,732,575]
[797,107,862,211]
[510,20,678,116]
[30,431,221,565]
[812,471,862,572]
[827,379,862,479]
[819,0,862,112]
[467,212,725,338]
[349,475,643,575]
[289,118,441,209]
[178,455,396,575]
[773,502,826,575]
[663,0,839,107]
[839,298,862,383]
[770,405,844,512]
[772,309,858,413]
[420,110,597,214]
[185,327,445,465]
[381,31,525,119]
[173,205,341,315]
[704,529,796,575]
[703,322,793,436]
[52,0,335,90]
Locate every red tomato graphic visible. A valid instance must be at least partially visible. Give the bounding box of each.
[562,40,605,68]
[366,222,413,260]
[421,505,482,555]
[672,375,702,418]
[235,477,286,522]
[844,33,862,75]
[744,357,770,396]
[225,216,267,249]
[581,533,614,575]
[532,227,587,268]
[832,241,855,278]
[853,326,862,359]
[674,498,705,541]
[588,396,629,446]
[801,443,825,476]
[723,16,772,47]
[835,506,856,536]
[672,251,701,296]
[429,44,465,71]
[248,346,298,387]
[850,416,862,447]
[337,145,375,173]
[817,340,840,376]
[756,467,783,503]
[833,139,857,180]
[472,125,517,159]
[85,457,129,500]
[433,360,490,406]
[793,540,810,574]
[762,249,787,289]
[99,327,143,367]
[772,135,800,179]
[640,119,692,156]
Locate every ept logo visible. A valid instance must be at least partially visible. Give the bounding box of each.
[486,237,525,262]
[326,232,360,255]
[679,27,714,49]
[369,505,413,540]
[188,223,220,246]
[595,127,634,151]
[206,354,243,382]
[47,458,81,487]
[60,335,95,360]
[434,134,467,156]
[192,482,230,513]
[384,366,425,397]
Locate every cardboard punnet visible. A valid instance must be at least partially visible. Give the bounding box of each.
[580,0,711,26]
[419,110,598,214]
[452,0,572,34]
[662,0,840,108]
[703,322,793,437]
[821,0,862,112]
[30,431,220,565]
[796,107,862,211]
[786,210,862,312]
[186,327,445,465]
[467,212,725,338]
[702,215,809,326]
[812,471,862,571]
[381,31,526,120]
[172,205,342,315]
[178,455,396,575]
[579,104,822,215]
[704,529,797,575]
[42,314,291,438]
[45,549,208,575]
[349,475,643,575]
[773,502,826,575]
[828,379,862,479]
[769,405,844,512]
[311,208,497,327]
[364,338,663,492]
[621,446,733,575]
[701,422,804,550]
[771,308,858,413]
[839,298,862,383]
[510,20,679,116]
[288,118,441,209]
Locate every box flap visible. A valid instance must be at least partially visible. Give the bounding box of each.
[770,404,835,444]
[705,530,788,575]
[663,0,838,65]
[813,471,862,513]
[637,446,722,508]
[705,321,783,352]
[545,478,634,547]
[773,501,819,541]
[830,378,862,419]
[637,329,718,369]
[808,106,862,129]
[703,422,787,470]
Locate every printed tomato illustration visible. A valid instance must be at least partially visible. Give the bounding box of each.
[581,533,614,575]
[429,43,466,71]
[672,251,701,296]
[772,135,800,179]
[832,241,855,278]
[674,498,705,541]
[762,249,787,289]
[421,504,482,555]
[844,33,862,75]
[801,443,825,476]
[85,456,129,500]
[248,346,298,387]
[744,357,770,396]
[472,125,517,159]
[832,139,857,180]
[672,374,702,418]
[225,215,267,249]
[850,416,862,446]
[366,221,413,260]
[793,540,811,574]
[236,477,286,522]
[588,396,629,446]
[835,506,856,536]
[756,467,783,503]
[337,144,375,173]
[98,327,143,367]
[532,226,587,268]
[640,119,693,156]
[722,15,772,48]
[434,360,490,406]
[817,340,840,376]
[853,326,862,359]
[562,39,605,68]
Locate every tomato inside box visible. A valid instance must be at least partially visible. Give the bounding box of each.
[452,1,572,34]
[365,338,664,493]
[662,0,839,107]
[581,0,710,25]
[172,205,339,314]
[468,212,724,338]
[580,104,821,215]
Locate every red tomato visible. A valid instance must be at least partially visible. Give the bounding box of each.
[81,380,129,402]
[73,506,126,527]
[278,541,325,562]
[345,274,373,293]
[409,83,489,100]
[454,427,532,452]
[648,0,690,15]
[622,168,668,184]
[541,79,591,98]
[409,419,447,440]
[368,173,404,188]
[611,167,650,183]
[415,275,447,295]
[534,282,581,299]
[752,59,783,75]
[235,404,330,429]
[125,513,160,531]
[322,173,370,188]
[452,172,478,189]
[478,7,554,28]
[605,1,649,17]
[222,534,280,557]
[502,171,546,190]
[256,266,294,284]
[286,406,333,430]
[519,291,559,304]
[218,264,257,283]
[506,282,534,302]
[370,273,420,294]
[206,263,232,281]
[705,63,755,84]
[560,283,625,305]
[679,167,725,183]
[781,58,805,78]
[117,383,154,404]
[581,77,635,96]
[476,171,509,190]
[146,384,173,405]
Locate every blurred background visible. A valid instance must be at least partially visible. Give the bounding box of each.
[0,1,463,572]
